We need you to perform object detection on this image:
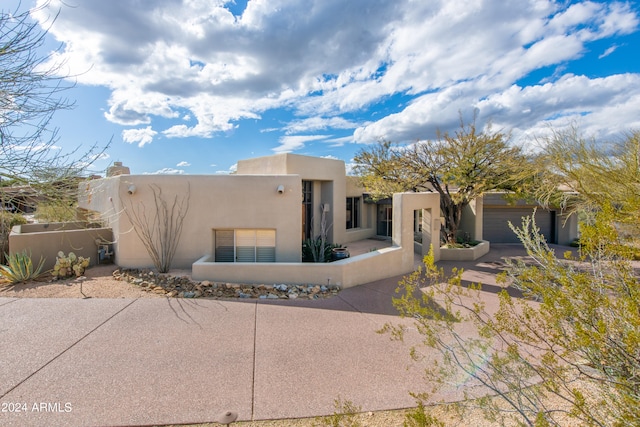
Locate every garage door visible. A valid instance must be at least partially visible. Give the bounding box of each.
[483,208,555,243]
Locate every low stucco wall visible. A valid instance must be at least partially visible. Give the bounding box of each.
[9,222,113,271]
[193,246,406,288]
[439,240,490,261]
[193,192,442,288]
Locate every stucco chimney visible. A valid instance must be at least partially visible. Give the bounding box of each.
[107,161,130,177]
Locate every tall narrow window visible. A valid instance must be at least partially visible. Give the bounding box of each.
[214,229,276,262]
[346,197,360,229]
[302,180,313,240]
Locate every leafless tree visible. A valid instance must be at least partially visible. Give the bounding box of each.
[1,2,107,261]
[123,184,190,273]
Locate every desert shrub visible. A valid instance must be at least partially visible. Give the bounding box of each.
[381,210,640,427]
[34,202,76,222]
[403,401,445,427]
[0,211,28,264]
[314,397,362,427]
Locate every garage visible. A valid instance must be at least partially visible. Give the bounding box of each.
[483,207,556,244]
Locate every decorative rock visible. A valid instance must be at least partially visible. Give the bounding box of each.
[116,268,340,301]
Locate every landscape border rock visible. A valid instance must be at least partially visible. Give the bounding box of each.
[113,268,340,300]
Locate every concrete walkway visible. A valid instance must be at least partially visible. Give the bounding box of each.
[0,244,552,427]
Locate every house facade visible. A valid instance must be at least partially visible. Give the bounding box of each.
[76,153,576,288]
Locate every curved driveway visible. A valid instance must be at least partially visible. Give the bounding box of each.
[0,245,534,426]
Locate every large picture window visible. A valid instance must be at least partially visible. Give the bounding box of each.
[214,229,276,262]
[346,197,360,229]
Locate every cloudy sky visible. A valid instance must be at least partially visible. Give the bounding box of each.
[7,0,640,174]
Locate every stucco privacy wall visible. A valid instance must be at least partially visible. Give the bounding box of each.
[193,192,440,288]
[78,174,302,269]
[9,222,113,271]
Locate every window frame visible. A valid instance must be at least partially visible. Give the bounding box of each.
[214,229,276,262]
[346,196,361,230]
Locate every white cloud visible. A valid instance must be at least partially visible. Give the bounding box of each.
[122,126,158,147]
[145,168,185,175]
[284,117,359,134]
[273,135,328,153]
[176,161,191,167]
[32,0,639,149]
[215,163,237,174]
[599,45,619,59]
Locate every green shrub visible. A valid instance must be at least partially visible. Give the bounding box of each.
[0,212,28,264]
[314,397,362,427]
[34,202,76,222]
[0,250,46,284]
[0,211,28,233]
[403,402,445,427]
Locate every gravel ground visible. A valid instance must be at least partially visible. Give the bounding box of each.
[0,264,163,299]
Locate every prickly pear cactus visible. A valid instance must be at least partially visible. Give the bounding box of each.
[52,251,90,279]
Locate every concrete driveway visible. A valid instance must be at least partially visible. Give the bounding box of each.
[0,244,549,427]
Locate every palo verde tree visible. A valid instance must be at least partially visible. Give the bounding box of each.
[532,126,640,232]
[381,129,640,426]
[1,2,106,258]
[354,115,530,244]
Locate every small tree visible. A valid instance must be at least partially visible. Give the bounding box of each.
[123,184,190,273]
[354,115,529,243]
[1,2,107,260]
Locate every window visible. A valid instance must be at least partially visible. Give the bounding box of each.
[346,197,360,229]
[302,180,313,240]
[214,229,276,262]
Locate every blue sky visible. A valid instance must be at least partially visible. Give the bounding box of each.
[5,0,640,175]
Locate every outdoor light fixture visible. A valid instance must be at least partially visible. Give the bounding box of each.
[276,184,285,194]
[127,185,137,195]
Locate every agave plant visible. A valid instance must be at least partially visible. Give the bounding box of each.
[0,250,46,285]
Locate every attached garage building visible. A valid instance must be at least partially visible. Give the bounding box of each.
[481,193,577,245]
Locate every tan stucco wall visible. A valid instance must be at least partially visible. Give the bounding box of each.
[238,153,357,244]
[79,174,302,269]
[460,197,483,241]
[193,192,441,288]
[9,222,113,271]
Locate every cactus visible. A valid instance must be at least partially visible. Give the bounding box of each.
[52,251,90,279]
